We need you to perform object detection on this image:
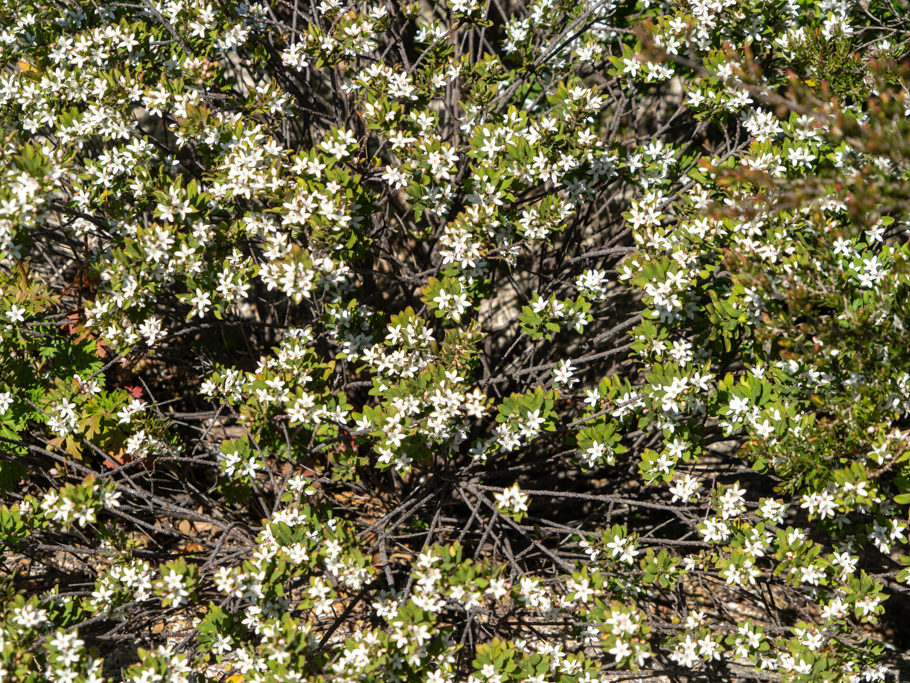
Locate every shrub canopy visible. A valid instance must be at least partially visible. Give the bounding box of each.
[2,0,910,681]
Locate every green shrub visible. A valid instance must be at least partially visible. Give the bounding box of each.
[1,0,909,681]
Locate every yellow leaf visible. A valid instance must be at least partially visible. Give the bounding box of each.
[64,436,83,459]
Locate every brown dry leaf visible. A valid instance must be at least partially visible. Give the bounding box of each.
[101,448,132,470]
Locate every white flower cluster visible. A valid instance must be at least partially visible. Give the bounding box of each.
[494,483,530,521]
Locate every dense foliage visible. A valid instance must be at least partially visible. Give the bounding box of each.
[2,0,910,680]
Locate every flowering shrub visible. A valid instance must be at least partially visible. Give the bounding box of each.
[2,0,910,680]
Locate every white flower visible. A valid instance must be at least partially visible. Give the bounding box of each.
[189,288,211,318]
[728,395,750,417]
[718,482,747,520]
[117,398,146,425]
[494,483,529,519]
[669,474,702,503]
[12,604,48,629]
[5,304,26,323]
[517,408,544,439]
[609,639,632,662]
[800,490,837,519]
[745,109,782,143]
[700,516,731,543]
[669,635,699,668]
[622,56,641,77]
[758,498,787,524]
[74,504,96,526]
[856,594,881,618]
[138,315,166,346]
[48,398,78,436]
[552,359,578,387]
